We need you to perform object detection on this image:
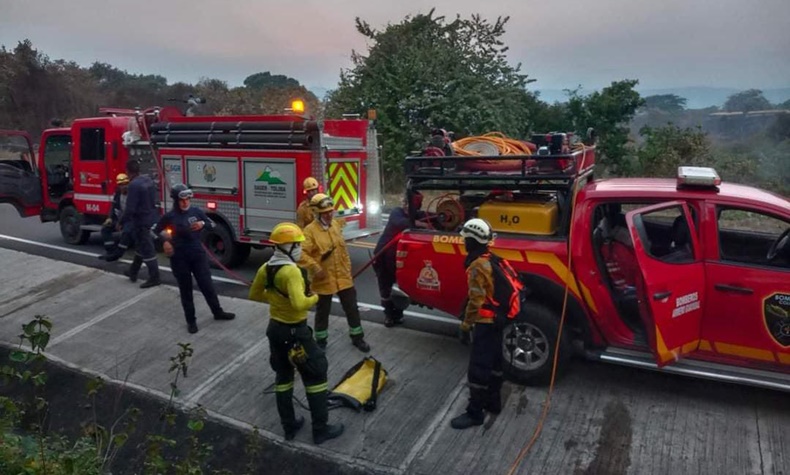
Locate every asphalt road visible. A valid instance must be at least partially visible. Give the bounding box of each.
[0,204,456,336]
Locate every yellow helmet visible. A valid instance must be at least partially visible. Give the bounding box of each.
[302,177,319,193]
[310,193,334,213]
[116,173,130,185]
[269,222,305,244]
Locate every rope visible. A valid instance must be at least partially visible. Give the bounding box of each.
[506,149,587,475]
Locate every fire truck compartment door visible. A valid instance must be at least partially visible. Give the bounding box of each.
[73,125,112,215]
[243,160,297,232]
[0,130,42,217]
[626,201,705,368]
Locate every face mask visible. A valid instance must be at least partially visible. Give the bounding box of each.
[287,243,302,263]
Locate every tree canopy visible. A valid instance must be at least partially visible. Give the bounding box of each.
[643,94,687,113]
[723,89,772,112]
[325,10,539,178]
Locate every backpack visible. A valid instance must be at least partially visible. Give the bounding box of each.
[484,253,528,326]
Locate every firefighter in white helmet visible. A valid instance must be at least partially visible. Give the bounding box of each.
[451,218,503,430]
[296,177,320,229]
[301,193,371,352]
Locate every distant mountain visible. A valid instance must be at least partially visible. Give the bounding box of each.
[534,86,790,110]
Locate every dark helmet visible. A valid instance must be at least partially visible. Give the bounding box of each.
[170,184,193,201]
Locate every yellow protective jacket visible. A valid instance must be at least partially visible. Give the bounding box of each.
[249,263,318,324]
[301,218,353,295]
[463,256,495,327]
[296,199,315,229]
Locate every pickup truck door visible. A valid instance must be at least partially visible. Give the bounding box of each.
[626,201,705,367]
[0,130,42,217]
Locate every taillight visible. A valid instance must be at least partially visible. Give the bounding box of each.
[207,201,217,210]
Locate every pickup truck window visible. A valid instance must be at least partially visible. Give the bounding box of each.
[634,205,695,263]
[717,207,789,268]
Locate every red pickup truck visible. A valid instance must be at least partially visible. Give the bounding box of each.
[395,143,790,391]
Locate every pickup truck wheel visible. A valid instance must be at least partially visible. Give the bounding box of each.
[59,206,90,245]
[501,301,571,386]
[202,223,245,268]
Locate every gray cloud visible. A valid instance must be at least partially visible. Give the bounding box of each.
[1,0,788,91]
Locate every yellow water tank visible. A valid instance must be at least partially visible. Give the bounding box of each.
[478,199,559,235]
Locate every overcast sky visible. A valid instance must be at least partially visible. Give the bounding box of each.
[2,0,789,93]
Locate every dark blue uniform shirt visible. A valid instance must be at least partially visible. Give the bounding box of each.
[154,206,214,253]
[121,175,158,227]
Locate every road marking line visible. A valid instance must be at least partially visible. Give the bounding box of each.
[0,233,456,325]
[50,288,158,346]
[185,339,269,404]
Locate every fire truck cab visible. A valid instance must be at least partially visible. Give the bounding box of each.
[395,137,790,391]
[0,102,383,267]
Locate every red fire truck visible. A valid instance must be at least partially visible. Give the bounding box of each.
[0,101,383,267]
[395,136,790,391]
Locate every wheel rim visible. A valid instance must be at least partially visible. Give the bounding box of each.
[502,322,550,371]
[207,233,226,257]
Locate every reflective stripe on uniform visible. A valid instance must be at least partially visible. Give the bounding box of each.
[314,330,329,340]
[348,326,363,336]
[305,382,328,394]
[275,382,294,392]
[468,382,487,390]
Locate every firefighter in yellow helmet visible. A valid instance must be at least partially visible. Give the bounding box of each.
[98,173,133,261]
[301,193,371,352]
[249,222,344,444]
[296,177,320,229]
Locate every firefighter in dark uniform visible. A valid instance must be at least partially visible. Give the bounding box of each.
[99,173,134,261]
[249,222,344,444]
[372,191,427,326]
[154,184,235,334]
[119,160,160,288]
[451,218,504,430]
[296,177,319,229]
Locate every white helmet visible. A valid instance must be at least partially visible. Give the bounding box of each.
[460,218,493,244]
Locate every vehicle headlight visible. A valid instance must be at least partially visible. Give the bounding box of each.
[367,200,380,215]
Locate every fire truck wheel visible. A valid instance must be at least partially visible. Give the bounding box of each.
[501,301,571,386]
[202,222,247,268]
[59,205,90,245]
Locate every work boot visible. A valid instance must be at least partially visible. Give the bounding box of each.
[351,337,370,353]
[284,415,305,441]
[213,311,236,321]
[103,248,125,262]
[126,256,143,283]
[450,411,484,430]
[316,339,327,350]
[485,393,502,415]
[187,322,199,334]
[384,314,404,328]
[140,277,161,289]
[140,260,161,289]
[313,423,344,445]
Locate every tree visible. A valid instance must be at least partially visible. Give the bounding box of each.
[243,72,300,91]
[637,125,712,177]
[723,89,772,112]
[643,94,686,113]
[325,10,536,183]
[566,80,644,175]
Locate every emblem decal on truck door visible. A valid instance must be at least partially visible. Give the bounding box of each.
[417,261,441,291]
[764,293,790,347]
